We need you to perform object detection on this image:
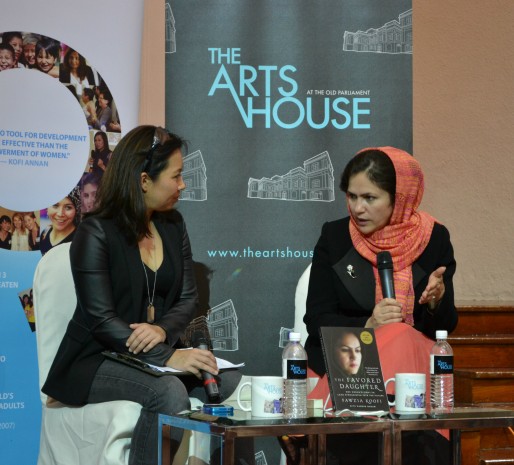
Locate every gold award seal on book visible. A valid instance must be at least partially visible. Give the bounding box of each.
[360,330,373,345]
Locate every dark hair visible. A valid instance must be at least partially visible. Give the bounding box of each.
[80,172,100,190]
[93,131,110,154]
[66,84,78,100]
[0,42,15,59]
[83,87,94,100]
[2,31,23,46]
[63,48,89,80]
[90,125,186,244]
[332,328,362,349]
[2,32,22,63]
[340,149,396,204]
[331,329,366,377]
[35,37,60,60]
[98,88,112,105]
[0,215,12,224]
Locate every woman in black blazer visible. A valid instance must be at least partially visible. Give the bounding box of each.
[305,217,457,377]
[304,147,457,465]
[43,126,241,465]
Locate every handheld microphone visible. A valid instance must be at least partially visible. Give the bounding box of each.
[191,331,222,404]
[377,251,395,299]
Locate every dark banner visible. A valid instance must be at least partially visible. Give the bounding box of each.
[165,0,412,428]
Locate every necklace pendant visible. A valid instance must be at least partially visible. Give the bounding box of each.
[147,304,155,323]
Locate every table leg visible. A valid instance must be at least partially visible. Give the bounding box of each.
[392,426,402,465]
[320,434,327,465]
[222,437,235,465]
[382,429,392,465]
[161,425,171,465]
[311,434,325,465]
[451,430,461,465]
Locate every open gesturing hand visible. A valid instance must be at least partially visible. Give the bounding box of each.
[419,266,446,306]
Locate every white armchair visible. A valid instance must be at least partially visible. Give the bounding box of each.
[294,263,311,346]
[33,242,241,465]
[33,242,142,465]
[293,263,320,396]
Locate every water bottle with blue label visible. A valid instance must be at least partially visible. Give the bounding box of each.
[282,332,308,419]
[430,330,454,414]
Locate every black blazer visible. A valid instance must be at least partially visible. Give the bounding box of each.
[42,212,198,405]
[304,217,458,376]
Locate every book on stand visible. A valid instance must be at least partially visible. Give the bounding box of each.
[319,327,389,416]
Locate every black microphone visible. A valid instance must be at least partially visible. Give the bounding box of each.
[377,251,395,299]
[191,331,222,404]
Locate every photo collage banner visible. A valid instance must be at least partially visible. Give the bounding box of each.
[0,1,144,463]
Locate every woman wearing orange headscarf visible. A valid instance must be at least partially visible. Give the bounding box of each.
[304,147,457,465]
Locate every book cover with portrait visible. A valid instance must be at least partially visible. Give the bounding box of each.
[320,327,389,414]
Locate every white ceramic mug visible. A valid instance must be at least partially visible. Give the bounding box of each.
[236,376,283,418]
[385,373,426,414]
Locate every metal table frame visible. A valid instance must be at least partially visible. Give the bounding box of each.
[159,412,391,465]
[390,407,514,465]
[159,407,514,465]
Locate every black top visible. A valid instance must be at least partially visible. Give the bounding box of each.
[304,217,458,376]
[42,214,198,405]
[0,232,11,250]
[142,252,175,322]
[39,227,76,256]
[28,228,40,251]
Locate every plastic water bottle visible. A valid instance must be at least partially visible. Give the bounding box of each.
[430,330,454,414]
[282,332,308,419]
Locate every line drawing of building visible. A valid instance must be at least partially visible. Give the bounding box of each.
[279,327,294,348]
[165,3,176,54]
[181,150,207,201]
[248,151,334,202]
[343,9,412,54]
[255,451,268,465]
[183,315,213,349]
[207,300,239,351]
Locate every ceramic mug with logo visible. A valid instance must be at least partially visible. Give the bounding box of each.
[385,373,426,414]
[236,376,283,418]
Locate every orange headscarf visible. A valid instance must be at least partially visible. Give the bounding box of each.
[348,147,436,325]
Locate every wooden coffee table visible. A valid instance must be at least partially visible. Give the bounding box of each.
[159,406,514,465]
[159,409,392,465]
[390,407,514,465]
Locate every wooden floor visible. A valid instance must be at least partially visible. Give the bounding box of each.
[451,301,514,465]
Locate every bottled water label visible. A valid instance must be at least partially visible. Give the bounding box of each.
[282,333,308,418]
[282,359,307,380]
[430,355,454,374]
[430,334,454,413]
